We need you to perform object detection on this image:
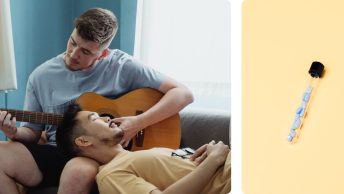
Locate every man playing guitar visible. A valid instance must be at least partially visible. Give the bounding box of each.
[0,7,193,194]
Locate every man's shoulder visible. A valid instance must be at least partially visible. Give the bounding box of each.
[28,53,65,82]
[107,49,135,66]
[97,151,131,179]
[109,49,126,57]
[31,54,64,75]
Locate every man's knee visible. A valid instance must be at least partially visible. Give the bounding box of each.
[58,157,99,194]
[0,141,13,153]
[62,157,99,183]
[0,141,42,186]
[0,141,25,168]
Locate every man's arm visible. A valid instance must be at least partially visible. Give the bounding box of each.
[140,76,194,128]
[151,141,229,194]
[116,76,194,145]
[9,126,42,143]
[0,111,42,143]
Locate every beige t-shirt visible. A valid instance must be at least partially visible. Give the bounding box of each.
[96,148,231,194]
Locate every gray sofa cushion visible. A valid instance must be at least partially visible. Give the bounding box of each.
[180,108,230,149]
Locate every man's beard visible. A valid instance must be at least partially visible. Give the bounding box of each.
[100,129,124,146]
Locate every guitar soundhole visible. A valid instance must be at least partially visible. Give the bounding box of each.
[99,113,115,119]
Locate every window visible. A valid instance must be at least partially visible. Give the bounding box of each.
[134,0,230,112]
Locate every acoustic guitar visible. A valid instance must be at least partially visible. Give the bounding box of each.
[2,88,181,151]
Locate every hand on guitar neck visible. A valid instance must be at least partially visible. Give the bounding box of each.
[0,110,18,139]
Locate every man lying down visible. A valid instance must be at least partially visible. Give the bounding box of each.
[56,104,230,194]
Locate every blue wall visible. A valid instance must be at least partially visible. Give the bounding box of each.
[0,0,137,140]
[120,1,138,53]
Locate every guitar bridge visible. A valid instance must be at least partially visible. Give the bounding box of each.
[135,129,145,147]
[135,110,145,147]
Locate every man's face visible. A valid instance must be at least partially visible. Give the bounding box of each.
[64,29,104,71]
[77,111,124,147]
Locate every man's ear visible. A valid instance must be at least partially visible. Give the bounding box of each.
[98,48,110,60]
[75,136,92,147]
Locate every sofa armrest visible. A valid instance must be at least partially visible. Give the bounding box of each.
[179,108,230,150]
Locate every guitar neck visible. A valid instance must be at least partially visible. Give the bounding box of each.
[4,109,63,125]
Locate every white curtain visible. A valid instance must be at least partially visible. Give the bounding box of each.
[134,0,230,111]
[0,0,17,91]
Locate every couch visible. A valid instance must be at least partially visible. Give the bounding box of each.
[21,108,230,194]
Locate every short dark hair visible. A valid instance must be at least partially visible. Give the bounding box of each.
[74,8,118,49]
[56,103,83,159]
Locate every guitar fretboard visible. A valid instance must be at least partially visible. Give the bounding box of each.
[4,109,63,125]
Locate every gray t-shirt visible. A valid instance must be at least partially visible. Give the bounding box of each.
[21,49,164,145]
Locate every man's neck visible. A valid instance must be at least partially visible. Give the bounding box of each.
[84,145,126,165]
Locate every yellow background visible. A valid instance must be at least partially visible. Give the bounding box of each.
[243,0,344,194]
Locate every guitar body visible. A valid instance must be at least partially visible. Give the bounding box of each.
[76,88,181,151]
